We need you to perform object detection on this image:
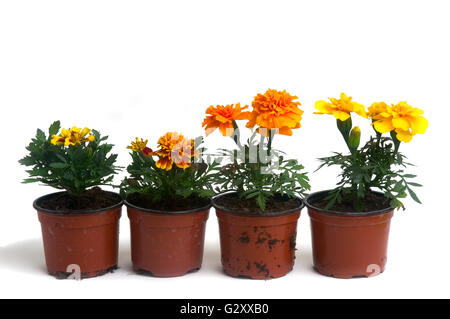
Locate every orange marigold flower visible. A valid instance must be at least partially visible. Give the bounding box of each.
[246,89,304,136]
[202,103,250,136]
[153,132,196,171]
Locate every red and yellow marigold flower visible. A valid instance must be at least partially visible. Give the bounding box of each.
[153,132,196,171]
[369,101,428,143]
[246,89,304,136]
[202,103,250,136]
[51,127,95,146]
[127,138,153,156]
[314,93,367,121]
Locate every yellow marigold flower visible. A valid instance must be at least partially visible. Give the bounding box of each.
[153,132,195,171]
[202,103,250,136]
[51,127,95,146]
[246,89,304,136]
[314,93,367,121]
[369,101,428,143]
[367,102,391,119]
[127,138,153,156]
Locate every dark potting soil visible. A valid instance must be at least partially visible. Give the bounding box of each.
[214,193,302,214]
[126,193,210,212]
[313,191,391,213]
[38,187,121,212]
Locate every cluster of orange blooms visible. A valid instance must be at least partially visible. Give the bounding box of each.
[127,133,195,171]
[202,89,304,138]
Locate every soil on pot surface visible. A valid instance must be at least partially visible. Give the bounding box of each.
[313,191,391,213]
[214,193,302,214]
[126,193,210,211]
[38,187,121,212]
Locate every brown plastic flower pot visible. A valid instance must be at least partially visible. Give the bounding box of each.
[34,192,122,279]
[126,200,211,277]
[213,194,303,280]
[305,190,394,279]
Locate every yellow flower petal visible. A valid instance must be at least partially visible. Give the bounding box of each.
[80,128,91,137]
[352,103,368,118]
[392,117,410,131]
[314,100,332,114]
[395,129,413,143]
[410,116,428,134]
[61,128,71,138]
[333,111,351,121]
[373,119,394,133]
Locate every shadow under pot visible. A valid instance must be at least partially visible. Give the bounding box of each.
[305,190,394,279]
[34,191,123,279]
[213,193,304,280]
[125,196,211,277]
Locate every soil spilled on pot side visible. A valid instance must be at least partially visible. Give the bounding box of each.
[214,193,301,214]
[39,187,121,212]
[313,192,391,213]
[127,193,210,211]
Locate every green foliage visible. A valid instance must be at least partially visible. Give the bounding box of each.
[19,121,121,195]
[317,117,422,211]
[121,137,219,202]
[213,130,310,211]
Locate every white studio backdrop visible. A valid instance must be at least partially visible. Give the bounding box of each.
[0,0,449,298]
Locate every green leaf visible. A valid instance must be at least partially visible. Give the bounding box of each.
[55,153,67,163]
[257,194,266,211]
[22,178,41,184]
[19,156,35,166]
[36,129,46,141]
[407,187,422,204]
[407,182,422,187]
[48,121,61,136]
[49,162,67,169]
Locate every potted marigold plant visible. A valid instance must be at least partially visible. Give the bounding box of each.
[121,133,218,277]
[306,93,428,278]
[19,121,122,279]
[203,89,310,280]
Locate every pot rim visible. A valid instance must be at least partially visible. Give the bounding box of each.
[33,190,123,215]
[124,197,212,215]
[305,189,394,216]
[212,191,304,217]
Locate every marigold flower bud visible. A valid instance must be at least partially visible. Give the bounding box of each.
[349,126,361,151]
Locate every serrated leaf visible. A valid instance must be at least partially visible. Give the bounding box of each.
[48,121,61,136]
[19,156,35,166]
[36,129,46,141]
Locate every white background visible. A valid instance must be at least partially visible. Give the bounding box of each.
[0,0,449,299]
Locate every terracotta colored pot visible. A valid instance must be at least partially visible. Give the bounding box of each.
[305,190,394,279]
[213,194,303,280]
[126,200,211,277]
[34,192,122,279]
